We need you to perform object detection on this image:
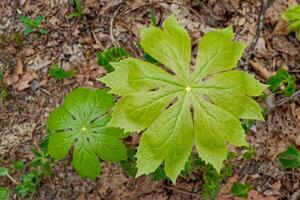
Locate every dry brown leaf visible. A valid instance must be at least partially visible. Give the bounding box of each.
[4,73,19,86]
[272,180,282,191]
[15,58,24,75]
[248,190,279,200]
[14,70,38,91]
[274,20,290,36]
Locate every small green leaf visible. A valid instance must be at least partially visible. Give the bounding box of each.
[49,64,75,80]
[67,12,81,19]
[68,0,83,19]
[149,9,158,26]
[220,163,233,179]
[74,0,83,14]
[243,147,256,160]
[241,119,256,132]
[0,69,4,82]
[33,16,44,26]
[39,28,47,35]
[47,87,127,180]
[151,166,167,181]
[15,170,41,198]
[0,167,8,176]
[97,47,130,72]
[231,182,252,199]
[268,68,296,96]
[20,15,34,26]
[282,5,300,37]
[23,27,34,36]
[12,161,25,170]
[120,148,138,177]
[202,164,221,200]
[278,146,300,169]
[0,187,10,200]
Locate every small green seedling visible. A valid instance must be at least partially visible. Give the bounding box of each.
[30,148,51,176]
[12,161,25,171]
[49,64,75,80]
[20,15,47,36]
[231,182,252,199]
[243,147,256,160]
[268,68,296,96]
[47,88,127,180]
[68,0,84,19]
[0,187,10,200]
[202,164,222,200]
[15,170,42,198]
[282,4,300,38]
[97,47,130,72]
[278,146,300,169]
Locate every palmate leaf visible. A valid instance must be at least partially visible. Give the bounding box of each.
[100,15,267,183]
[47,88,127,180]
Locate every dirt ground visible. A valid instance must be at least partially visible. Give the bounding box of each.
[1,0,300,199]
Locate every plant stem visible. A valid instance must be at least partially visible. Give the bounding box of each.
[6,173,18,185]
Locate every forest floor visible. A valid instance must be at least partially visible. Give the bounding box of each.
[1,0,300,199]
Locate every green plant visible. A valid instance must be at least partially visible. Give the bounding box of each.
[0,33,23,49]
[30,148,51,176]
[243,147,256,160]
[0,69,8,102]
[202,164,222,199]
[19,15,47,36]
[68,0,84,19]
[278,146,300,169]
[12,161,25,171]
[47,87,127,180]
[149,9,158,26]
[268,68,296,96]
[100,15,266,182]
[97,47,130,72]
[15,170,42,198]
[120,149,138,177]
[0,167,17,185]
[282,4,300,37]
[1,144,51,198]
[0,187,10,200]
[49,64,75,80]
[231,182,252,199]
[241,119,255,132]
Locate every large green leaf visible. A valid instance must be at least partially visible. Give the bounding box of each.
[47,87,127,180]
[100,15,266,183]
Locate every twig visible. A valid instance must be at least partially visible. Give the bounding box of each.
[6,173,18,185]
[110,3,124,47]
[162,185,201,197]
[290,187,300,200]
[273,90,300,108]
[244,0,275,70]
[249,60,274,80]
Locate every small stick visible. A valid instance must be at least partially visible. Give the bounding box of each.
[249,60,274,80]
[6,173,18,185]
